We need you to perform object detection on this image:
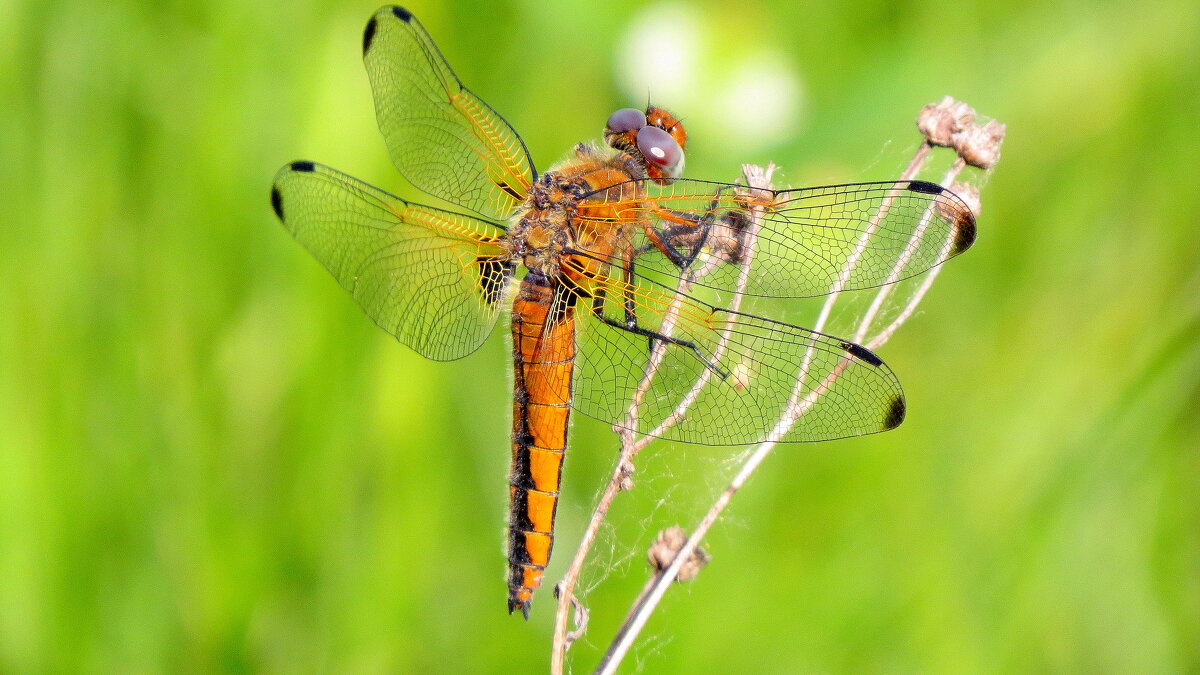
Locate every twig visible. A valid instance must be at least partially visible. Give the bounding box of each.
[550,165,776,673]
[595,98,1003,672]
[565,595,589,646]
[550,235,700,672]
[807,141,931,345]
[867,184,980,350]
[631,163,776,450]
[853,157,966,343]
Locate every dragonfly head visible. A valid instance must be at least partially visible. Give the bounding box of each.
[604,105,687,184]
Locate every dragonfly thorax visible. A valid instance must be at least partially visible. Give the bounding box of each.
[507,217,571,277]
[506,169,598,275]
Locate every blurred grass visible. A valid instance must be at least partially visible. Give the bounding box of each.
[2,0,1198,672]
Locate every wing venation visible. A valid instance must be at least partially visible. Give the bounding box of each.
[566,262,905,445]
[272,161,512,361]
[574,177,977,299]
[362,7,536,220]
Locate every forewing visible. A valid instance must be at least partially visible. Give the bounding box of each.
[566,265,905,445]
[575,178,977,299]
[271,161,513,361]
[362,6,536,220]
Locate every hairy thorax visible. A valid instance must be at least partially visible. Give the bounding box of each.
[504,144,646,281]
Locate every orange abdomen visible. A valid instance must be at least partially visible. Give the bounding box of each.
[507,271,575,618]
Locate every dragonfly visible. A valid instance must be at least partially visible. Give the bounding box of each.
[270,5,976,619]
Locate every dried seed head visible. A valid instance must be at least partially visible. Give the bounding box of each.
[648,526,711,582]
[734,163,777,215]
[917,96,976,147]
[953,119,1007,170]
[691,162,777,266]
[703,211,747,264]
[740,162,777,191]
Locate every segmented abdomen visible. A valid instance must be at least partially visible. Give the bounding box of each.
[507,271,575,618]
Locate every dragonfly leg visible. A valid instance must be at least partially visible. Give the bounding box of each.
[620,247,657,359]
[590,288,728,379]
[642,188,732,271]
[641,209,711,271]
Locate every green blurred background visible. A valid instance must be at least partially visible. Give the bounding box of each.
[2,0,1198,671]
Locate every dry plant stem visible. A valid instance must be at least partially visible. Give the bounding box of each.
[565,595,588,646]
[595,438,767,675]
[550,240,696,674]
[550,165,775,673]
[808,141,931,340]
[868,256,947,350]
[551,247,698,673]
[550,450,625,673]
[616,571,660,632]
[631,164,775,451]
[598,142,950,672]
[853,157,967,343]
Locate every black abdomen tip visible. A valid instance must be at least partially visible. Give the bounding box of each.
[883,395,906,430]
[507,596,531,620]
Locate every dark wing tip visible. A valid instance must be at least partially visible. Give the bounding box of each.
[364,8,413,55]
[906,180,944,195]
[270,185,284,220]
[272,161,316,221]
[842,341,884,368]
[362,16,378,54]
[883,394,906,430]
[950,207,978,255]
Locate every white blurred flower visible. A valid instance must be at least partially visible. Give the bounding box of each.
[616,3,700,107]
[716,52,803,148]
[616,2,804,151]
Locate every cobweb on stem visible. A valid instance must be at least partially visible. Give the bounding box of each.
[551,97,1004,675]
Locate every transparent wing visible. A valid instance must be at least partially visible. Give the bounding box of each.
[271,160,514,361]
[561,259,905,445]
[362,6,536,220]
[575,177,977,299]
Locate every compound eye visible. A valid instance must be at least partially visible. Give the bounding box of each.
[636,126,683,171]
[606,107,647,133]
